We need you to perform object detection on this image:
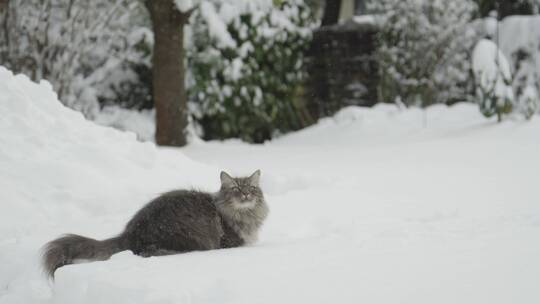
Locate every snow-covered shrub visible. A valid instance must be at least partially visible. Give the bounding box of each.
[510,48,539,119]
[187,0,314,143]
[517,85,539,119]
[0,0,151,118]
[472,39,514,121]
[497,16,540,118]
[370,0,478,107]
[471,15,540,121]
[95,25,154,112]
[472,15,540,119]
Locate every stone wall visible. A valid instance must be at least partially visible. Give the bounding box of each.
[305,19,379,119]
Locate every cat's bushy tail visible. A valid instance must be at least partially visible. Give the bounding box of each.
[41,234,128,280]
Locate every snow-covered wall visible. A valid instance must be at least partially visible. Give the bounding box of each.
[306,21,379,118]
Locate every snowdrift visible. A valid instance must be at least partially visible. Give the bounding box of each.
[1,66,540,304]
[0,67,218,235]
[0,67,219,302]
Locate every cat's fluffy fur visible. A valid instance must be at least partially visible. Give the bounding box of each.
[42,170,268,279]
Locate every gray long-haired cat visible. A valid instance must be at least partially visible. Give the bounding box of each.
[42,170,268,279]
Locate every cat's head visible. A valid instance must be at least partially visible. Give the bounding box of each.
[219,170,264,209]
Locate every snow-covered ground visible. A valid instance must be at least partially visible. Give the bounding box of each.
[1,67,539,303]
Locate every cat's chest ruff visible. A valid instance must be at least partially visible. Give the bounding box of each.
[232,200,257,210]
[219,205,260,244]
[229,220,258,245]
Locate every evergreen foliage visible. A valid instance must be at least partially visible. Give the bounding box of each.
[187,0,315,143]
[472,39,514,121]
[370,0,478,107]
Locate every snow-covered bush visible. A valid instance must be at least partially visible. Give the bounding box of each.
[0,0,151,118]
[497,16,540,118]
[370,0,478,107]
[187,0,314,143]
[510,48,539,119]
[96,25,154,112]
[472,39,514,121]
[473,15,540,120]
[517,85,539,119]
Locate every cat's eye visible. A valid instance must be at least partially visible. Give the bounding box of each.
[232,187,240,192]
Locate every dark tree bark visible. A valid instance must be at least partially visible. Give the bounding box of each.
[145,0,191,146]
[321,0,342,26]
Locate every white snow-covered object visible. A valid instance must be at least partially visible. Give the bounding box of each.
[2,64,540,304]
[498,15,540,85]
[472,39,514,102]
[174,0,197,12]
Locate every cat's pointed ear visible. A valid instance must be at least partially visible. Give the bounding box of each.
[220,171,235,188]
[249,170,261,186]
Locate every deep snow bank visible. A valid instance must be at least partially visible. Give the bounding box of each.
[1,66,540,304]
[0,67,218,237]
[0,67,219,302]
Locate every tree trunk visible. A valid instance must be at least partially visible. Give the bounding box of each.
[146,0,189,146]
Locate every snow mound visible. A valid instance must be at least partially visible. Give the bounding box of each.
[0,67,155,169]
[0,66,219,233]
[273,103,490,146]
[0,67,220,302]
[94,106,156,142]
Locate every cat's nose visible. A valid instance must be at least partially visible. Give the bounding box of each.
[242,194,248,200]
